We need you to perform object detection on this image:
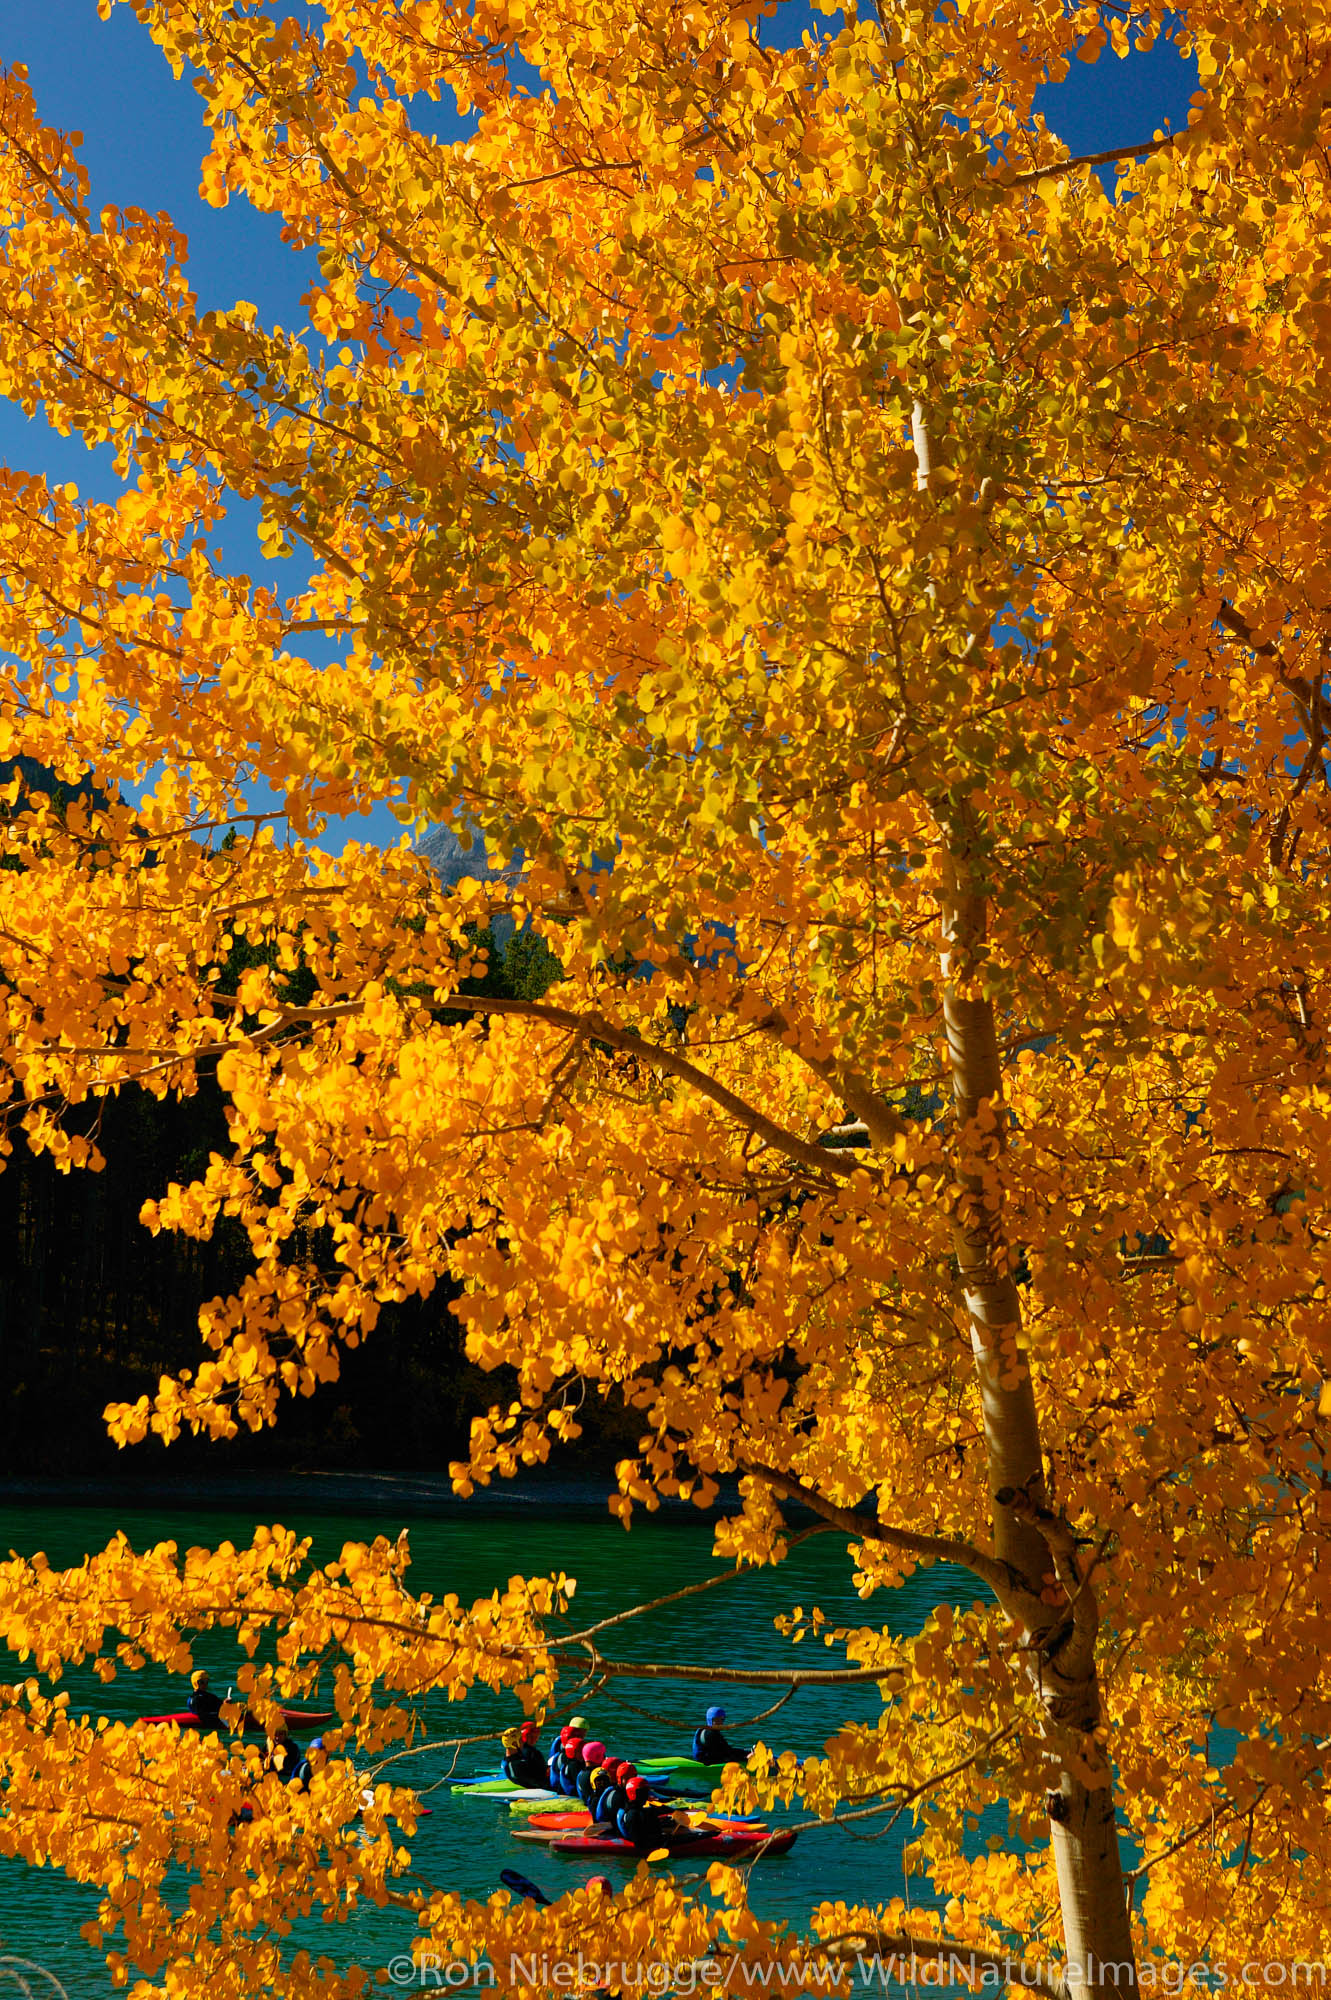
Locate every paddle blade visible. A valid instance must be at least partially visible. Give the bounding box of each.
[500,1868,550,1907]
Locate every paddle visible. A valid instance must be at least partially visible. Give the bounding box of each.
[500,1867,550,1907]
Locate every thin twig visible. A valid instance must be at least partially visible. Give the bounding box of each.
[745,1462,1025,1609]
[558,1526,835,1648]
[1000,132,1182,192]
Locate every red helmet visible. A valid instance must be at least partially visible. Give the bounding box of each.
[606,1758,627,1780]
[625,1777,646,1800]
[618,1763,636,1780]
[559,1724,572,1742]
[520,1721,539,1743]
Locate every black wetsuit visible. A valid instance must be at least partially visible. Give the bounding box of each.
[594,1782,626,1825]
[692,1724,745,1764]
[616,1801,670,1850]
[187,1688,224,1729]
[558,1755,585,1798]
[503,1744,550,1788]
[265,1740,300,1783]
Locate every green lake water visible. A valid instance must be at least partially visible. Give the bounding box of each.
[0,1501,970,1994]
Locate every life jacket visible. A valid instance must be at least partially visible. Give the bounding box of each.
[575,1767,597,1803]
[560,1757,584,1798]
[509,1744,548,1788]
[616,1801,665,1849]
[266,1742,299,1783]
[693,1725,737,1763]
[594,1783,624,1824]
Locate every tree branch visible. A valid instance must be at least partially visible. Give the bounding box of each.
[545,1652,905,1687]
[438,994,870,1182]
[1216,602,1317,708]
[47,990,868,1188]
[1000,132,1181,191]
[819,1931,1069,2000]
[752,1009,913,1148]
[998,1488,1101,1677]
[744,1462,1033,1613]
[557,1528,834,1649]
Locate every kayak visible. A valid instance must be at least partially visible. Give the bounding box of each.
[550,1829,796,1860]
[635,1757,730,1778]
[516,1810,764,1838]
[461,1778,679,1804]
[451,1780,555,1799]
[142,1709,333,1732]
[459,1759,728,1790]
[506,1780,684,1815]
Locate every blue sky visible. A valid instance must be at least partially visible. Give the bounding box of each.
[0,1,1198,843]
[0,0,1198,492]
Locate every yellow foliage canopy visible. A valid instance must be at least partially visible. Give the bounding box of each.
[1,0,1331,1990]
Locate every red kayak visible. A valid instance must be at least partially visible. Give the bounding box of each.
[142,1709,334,1731]
[551,1829,796,1860]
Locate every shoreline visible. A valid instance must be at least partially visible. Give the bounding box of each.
[0,1467,748,1521]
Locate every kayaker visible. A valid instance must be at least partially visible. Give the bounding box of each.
[548,1723,579,1793]
[264,1726,300,1783]
[502,1723,550,1789]
[559,1733,588,1797]
[290,1735,325,1791]
[620,1776,710,1852]
[583,1759,615,1816]
[615,1775,685,1851]
[593,1759,630,1825]
[187,1670,224,1730]
[574,1740,607,1804]
[521,1720,546,1761]
[614,1776,661,1848]
[692,1706,747,1765]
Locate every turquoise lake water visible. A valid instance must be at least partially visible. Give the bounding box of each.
[0,1502,970,1994]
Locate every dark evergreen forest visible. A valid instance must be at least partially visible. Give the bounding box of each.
[0,902,608,1477]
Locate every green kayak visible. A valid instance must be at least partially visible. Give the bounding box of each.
[635,1757,730,1778]
[451,1780,554,1799]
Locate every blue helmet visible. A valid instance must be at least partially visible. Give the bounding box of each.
[706,1706,725,1726]
[308,1737,324,1753]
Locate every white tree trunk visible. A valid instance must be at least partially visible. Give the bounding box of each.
[941,813,1138,2000]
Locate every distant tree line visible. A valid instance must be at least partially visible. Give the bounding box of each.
[0,920,597,1476]
[0,761,613,1478]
